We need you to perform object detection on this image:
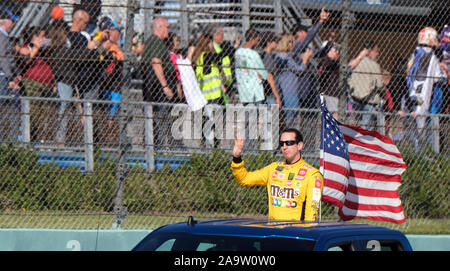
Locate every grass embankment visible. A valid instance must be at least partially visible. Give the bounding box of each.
[0,212,448,234]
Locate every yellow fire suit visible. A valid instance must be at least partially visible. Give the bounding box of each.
[231,158,323,221]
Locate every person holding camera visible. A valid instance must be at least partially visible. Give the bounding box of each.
[274,34,313,130]
[290,7,330,109]
[96,17,124,144]
[318,41,341,120]
[291,7,330,60]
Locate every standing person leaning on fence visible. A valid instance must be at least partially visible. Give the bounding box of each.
[207,24,240,103]
[395,27,444,151]
[190,33,229,147]
[438,26,450,114]
[0,9,21,141]
[141,17,178,148]
[234,29,268,150]
[141,17,176,103]
[67,9,102,100]
[0,10,18,93]
[430,26,450,115]
[96,16,125,145]
[192,27,240,105]
[260,31,282,108]
[166,32,185,103]
[347,40,384,130]
[47,20,78,146]
[192,33,225,105]
[318,41,341,120]
[291,7,330,109]
[234,28,268,105]
[274,34,312,129]
[18,26,55,143]
[231,128,324,221]
[49,18,113,145]
[19,26,54,97]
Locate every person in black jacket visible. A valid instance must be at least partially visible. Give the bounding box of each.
[47,20,76,145]
[47,20,113,145]
[318,42,341,120]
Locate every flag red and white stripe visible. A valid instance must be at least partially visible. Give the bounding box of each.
[320,103,407,224]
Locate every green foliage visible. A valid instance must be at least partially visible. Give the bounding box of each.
[0,145,447,219]
[0,144,115,212]
[399,150,449,219]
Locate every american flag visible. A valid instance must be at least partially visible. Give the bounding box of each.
[320,102,407,224]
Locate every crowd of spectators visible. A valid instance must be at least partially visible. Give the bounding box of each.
[0,5,448,150]
[0,7,122,144]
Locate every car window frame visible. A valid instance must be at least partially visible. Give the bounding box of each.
[133,231,317,251]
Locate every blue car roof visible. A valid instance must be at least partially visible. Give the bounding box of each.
[153,218,404,241]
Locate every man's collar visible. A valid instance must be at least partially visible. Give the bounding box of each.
[285,156,303,165]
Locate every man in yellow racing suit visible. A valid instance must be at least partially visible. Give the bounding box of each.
[231,128,323,221]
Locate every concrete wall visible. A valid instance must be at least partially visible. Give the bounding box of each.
[0,229,449,251]
[0,229,148,251]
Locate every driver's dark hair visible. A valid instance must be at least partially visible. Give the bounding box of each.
[281,128,304,143]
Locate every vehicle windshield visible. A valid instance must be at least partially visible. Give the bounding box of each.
[133,232,316,251]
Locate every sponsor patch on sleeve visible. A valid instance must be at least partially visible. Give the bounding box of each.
[315,179,322,188]
[312,188,321,201]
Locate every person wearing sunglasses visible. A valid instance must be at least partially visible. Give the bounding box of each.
[231,128,323,221]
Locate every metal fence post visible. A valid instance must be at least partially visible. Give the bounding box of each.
[112,0,138,230]
[180,0,189,48]
[431,115,440,153]
[242,0,250,33]
[145,104,155,172]
[274,1,282,34]
[20,98,30,144]
[338,0,352,124]
[83,102,94,172]
[143,0,155,41]
[377,112,386,135]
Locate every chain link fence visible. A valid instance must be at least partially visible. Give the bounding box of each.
[0,0,448,232]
